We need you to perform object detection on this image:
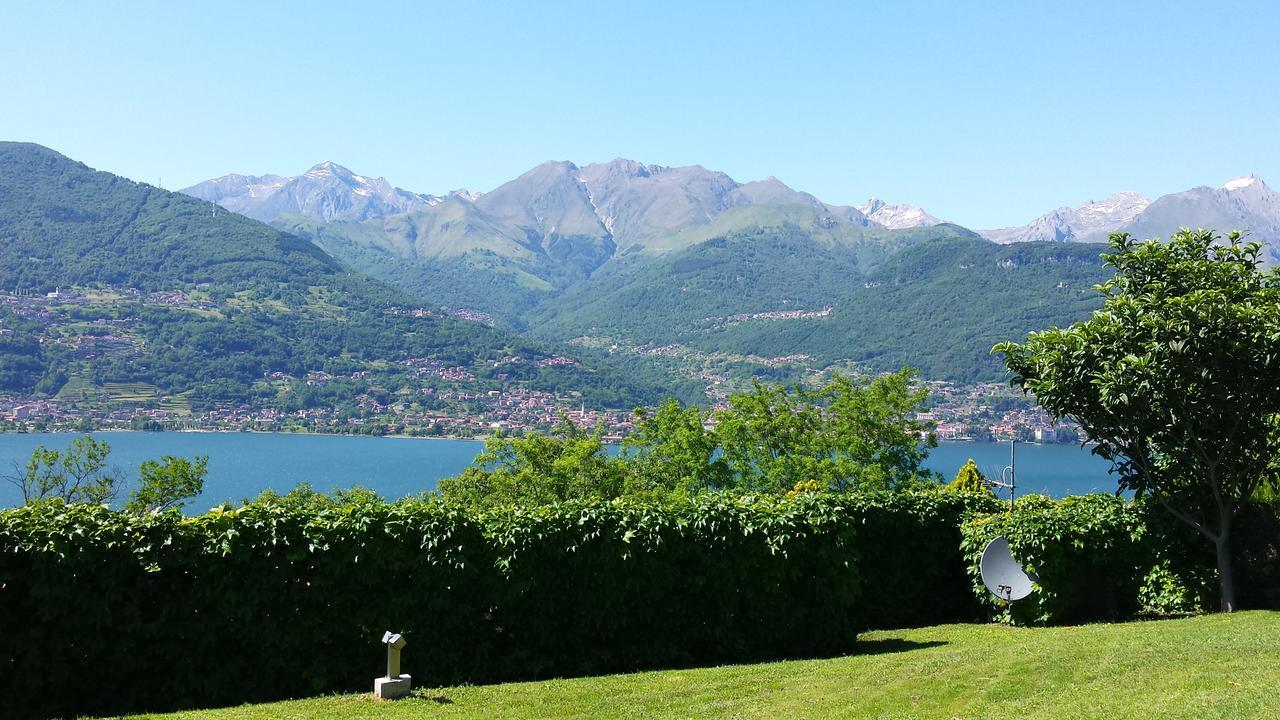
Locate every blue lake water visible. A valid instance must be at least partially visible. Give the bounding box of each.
[0,432,1118,512]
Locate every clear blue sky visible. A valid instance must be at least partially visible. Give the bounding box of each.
[2,1,1277,228]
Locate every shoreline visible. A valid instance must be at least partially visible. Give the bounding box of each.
[0,427,1086,448]
[0,427,496,442]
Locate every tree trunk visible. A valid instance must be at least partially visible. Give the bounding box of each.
[1215,522,1236,612]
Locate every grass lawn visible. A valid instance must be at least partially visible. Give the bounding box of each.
[114,611,1280,720]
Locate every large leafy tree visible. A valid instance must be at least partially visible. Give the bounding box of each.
[821,371,937,490]
[995,230,1280,611]
[714,380,832,493]
[714,369,936,492]
[622,399,729,496]
[438,418,625,508]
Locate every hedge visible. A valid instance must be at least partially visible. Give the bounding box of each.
[840,490,1002,628]
[0,500,490,719]
[4,492,948,719]
[1233,500,1280,609]
[960,494,1280,625]
[18,489,1176,718]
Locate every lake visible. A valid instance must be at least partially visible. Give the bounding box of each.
[0,432,1118,512]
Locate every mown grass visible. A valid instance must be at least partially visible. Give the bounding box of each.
[112,611,1279,720]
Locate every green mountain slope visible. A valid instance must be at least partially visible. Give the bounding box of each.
[0,143,344,292]
[525,232,1112,383]
[634,204,975,256]
[0,143,673,409]
[524,226,873,341]
[295,201,978,327]
[739,237,1111,381]
[278,203,569,324]
[290,193,1108,385]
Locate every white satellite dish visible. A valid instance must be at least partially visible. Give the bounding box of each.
[980,536,1036,601]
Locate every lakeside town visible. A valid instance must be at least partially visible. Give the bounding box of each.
[0,284,1072,441]
[0,378,1069,443]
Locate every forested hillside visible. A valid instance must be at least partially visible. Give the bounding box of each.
[526,232,1112,382]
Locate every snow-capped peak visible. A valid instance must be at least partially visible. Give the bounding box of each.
[980,191,1150,244]
[307,160,356,177]
[1074,191,1150,223]
[182,161,429,223]
[860,197,886,215]
[857,197,941,229]
[1221,174,1263,191]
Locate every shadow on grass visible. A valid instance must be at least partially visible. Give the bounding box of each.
[85,639,951,717]
[410,691,454,704]
[856,638,946,656]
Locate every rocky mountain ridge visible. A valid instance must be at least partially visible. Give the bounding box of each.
[183,158,948,248]
[188,160,1279,260]
[1121,175,1280,263]
[981,176,1280,260]
[858,197,942,229]
[183,161,434,223]
[981,191,1151,244]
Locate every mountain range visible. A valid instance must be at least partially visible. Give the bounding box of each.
[176,157,1280,386]
[185,158,903,242]
[182,162,439,223]
[2,141,1269,412]
[1118,175,1280,264]
[980,176,1280,264]
[980,191,1152,244]
[184,160,966,321]
[185,160,1280,262]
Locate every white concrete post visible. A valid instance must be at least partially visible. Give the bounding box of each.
[374,631,412,700]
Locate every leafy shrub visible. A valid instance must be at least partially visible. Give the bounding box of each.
[0,499,489,719]
[960,494,1218,625]
[18,489,1247,718]
[439,421,626,508]
[947,459,994,495]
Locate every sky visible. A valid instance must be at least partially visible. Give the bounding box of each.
[2,1,1278,228]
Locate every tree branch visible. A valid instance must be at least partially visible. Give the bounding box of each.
[1157,496,1218,542]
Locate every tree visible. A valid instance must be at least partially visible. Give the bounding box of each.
[439,418,625,508]
[437,372,937,507]
[948,458,993,495]
[713,369,937,492]
[821,370,938,490]
[713,380,835,493]
[995,230,1280,611]
[242,482,384,510]
[126,455,209,513]
[622,399,729,496]
[5,435,121,505]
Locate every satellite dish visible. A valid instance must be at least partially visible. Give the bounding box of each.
[980,536,1036,601]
